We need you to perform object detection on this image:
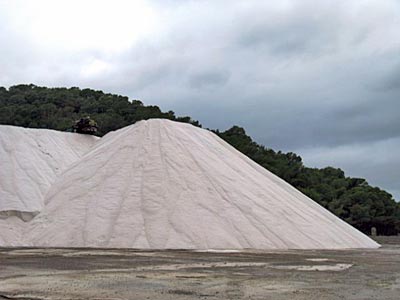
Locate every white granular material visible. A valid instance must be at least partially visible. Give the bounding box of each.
[0,120,380,249]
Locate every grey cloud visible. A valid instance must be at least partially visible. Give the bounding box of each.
[379,63,400,91]
[236,10,340,58]
[188,70,230,89]
[299,137,400,200]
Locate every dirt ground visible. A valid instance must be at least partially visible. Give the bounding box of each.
[0,236,399,300]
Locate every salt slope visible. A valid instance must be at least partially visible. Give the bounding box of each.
[0,125,98,220]
[30,119,379,249]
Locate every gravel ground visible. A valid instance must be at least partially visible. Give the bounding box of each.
[0,236,399,299]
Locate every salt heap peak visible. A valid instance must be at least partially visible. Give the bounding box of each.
[29,119,379,249]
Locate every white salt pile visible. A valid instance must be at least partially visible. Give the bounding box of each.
[0,120,379,249]
[0,125,98,220]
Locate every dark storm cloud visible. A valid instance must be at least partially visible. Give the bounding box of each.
[0,0,399,199]
[256,91,400,150]
[236,7,340,58]
[379,63,400,91]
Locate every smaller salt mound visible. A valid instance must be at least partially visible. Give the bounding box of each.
[0,218,27,246]
[0,125,98,220]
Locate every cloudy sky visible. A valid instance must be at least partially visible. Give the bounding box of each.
[0,0,399,200]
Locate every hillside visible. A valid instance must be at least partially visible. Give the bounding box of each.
[0,84,399,235]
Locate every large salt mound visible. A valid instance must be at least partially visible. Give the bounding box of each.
[25,119,378,249]
[0,125,98,220]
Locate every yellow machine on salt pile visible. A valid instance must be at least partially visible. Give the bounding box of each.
[73,116,98,135]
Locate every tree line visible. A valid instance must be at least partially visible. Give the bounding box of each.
[1,84,399,235]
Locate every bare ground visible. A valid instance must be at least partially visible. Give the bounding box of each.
[0,236,399,300]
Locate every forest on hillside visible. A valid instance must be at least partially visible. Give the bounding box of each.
[1,84,399,235]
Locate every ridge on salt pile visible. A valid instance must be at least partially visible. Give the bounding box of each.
[0,125,98,220]
[28,119,379,249]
